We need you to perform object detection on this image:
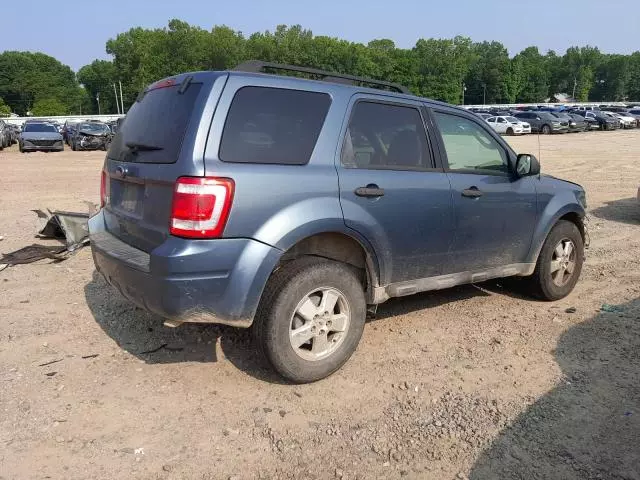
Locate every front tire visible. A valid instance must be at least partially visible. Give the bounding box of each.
[506,127,514,136]
[253,257,367,383]
[526,220,584,301]
[541,124,551,134]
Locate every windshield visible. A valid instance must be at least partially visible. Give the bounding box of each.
[23,123,57,133]
[79,123,110,134]
[505,116,519,123]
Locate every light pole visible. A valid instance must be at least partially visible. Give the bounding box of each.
[119,81,125,114]
[96,92,101,115]
[482,83,487,105]
[462,82,467,105]
[572,77,578,100]
[113,83,120,114]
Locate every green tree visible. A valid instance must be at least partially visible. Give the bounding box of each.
[512,47,549,102]
[207,26,246,70]
[0,97,11,116]
[626,52,640,101]
[70,18,640,109]
[548,46,601,100]
[464,41,511,104]
[413,36,473,103]
[592,55,629,101]
[0,51,80,115]
[77,60,119,114]
[31,98,68,116]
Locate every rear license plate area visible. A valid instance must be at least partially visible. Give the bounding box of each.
[112,180,143,216]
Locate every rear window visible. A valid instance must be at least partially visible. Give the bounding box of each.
[219,87,331,165]
[109,82,203,163]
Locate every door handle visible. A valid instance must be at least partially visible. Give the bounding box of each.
[462,187,483,198]
[355,185,385,198]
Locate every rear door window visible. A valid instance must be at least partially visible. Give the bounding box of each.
[219,87,331,165]
[109,82,203,164]
[341,101,432,170]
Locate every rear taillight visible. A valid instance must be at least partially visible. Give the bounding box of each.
[100,170,108,208]
[169,177,235,239]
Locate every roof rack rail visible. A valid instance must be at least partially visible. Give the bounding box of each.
[233,60,411,94]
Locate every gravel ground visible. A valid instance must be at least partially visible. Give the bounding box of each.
[1,131,639,480]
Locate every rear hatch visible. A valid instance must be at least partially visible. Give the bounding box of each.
[102,72,227,252]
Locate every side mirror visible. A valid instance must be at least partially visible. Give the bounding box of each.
[516,153,540,177]
[536,116,542,120]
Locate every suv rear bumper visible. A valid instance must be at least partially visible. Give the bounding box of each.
[89,210,281,327]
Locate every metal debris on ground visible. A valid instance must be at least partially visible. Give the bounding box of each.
[601,303,624,313]
[38,358,64,367]
[34,209,89,248]
[0,209,91,269]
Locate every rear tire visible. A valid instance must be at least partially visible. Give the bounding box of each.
[541,124,551,134]
[526,220,584,301]
[253,257,367,383]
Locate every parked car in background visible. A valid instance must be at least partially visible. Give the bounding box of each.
[606,111,637,129]
[62,121,80,145]
[3,120,20,146]
[475,112,493,120]
[18,122,64,152]
[600,106,629,113]
[486,115,528,135]
[601,112,626,129]
[513,111,567,134]
[0,120,8,149]
[581,115,599,130]
[70,122,113,151]
[9,124,19,144]
[626,108,640,123]
[573,106,601,112]
[89,63,588,382]
[572,110,618,130]
[567,113,591,131]
[549,111,584,132]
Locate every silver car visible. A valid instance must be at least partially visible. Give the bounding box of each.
[19,122,64,153]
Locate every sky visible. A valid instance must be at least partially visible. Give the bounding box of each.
[3,0,640,71]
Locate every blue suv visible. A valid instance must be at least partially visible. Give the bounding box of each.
[89,62,588,383]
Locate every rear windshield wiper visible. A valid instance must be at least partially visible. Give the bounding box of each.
[125,142,163,152]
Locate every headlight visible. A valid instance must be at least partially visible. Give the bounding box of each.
[577,190,587,209]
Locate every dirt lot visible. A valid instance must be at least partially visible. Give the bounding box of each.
[1,132,639,480]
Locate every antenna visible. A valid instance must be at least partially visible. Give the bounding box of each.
[537,132,542,173]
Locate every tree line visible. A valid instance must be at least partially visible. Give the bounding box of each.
[2,19,640,116]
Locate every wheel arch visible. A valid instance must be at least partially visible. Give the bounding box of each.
[276,230,382,304]
[527,202,586,266]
